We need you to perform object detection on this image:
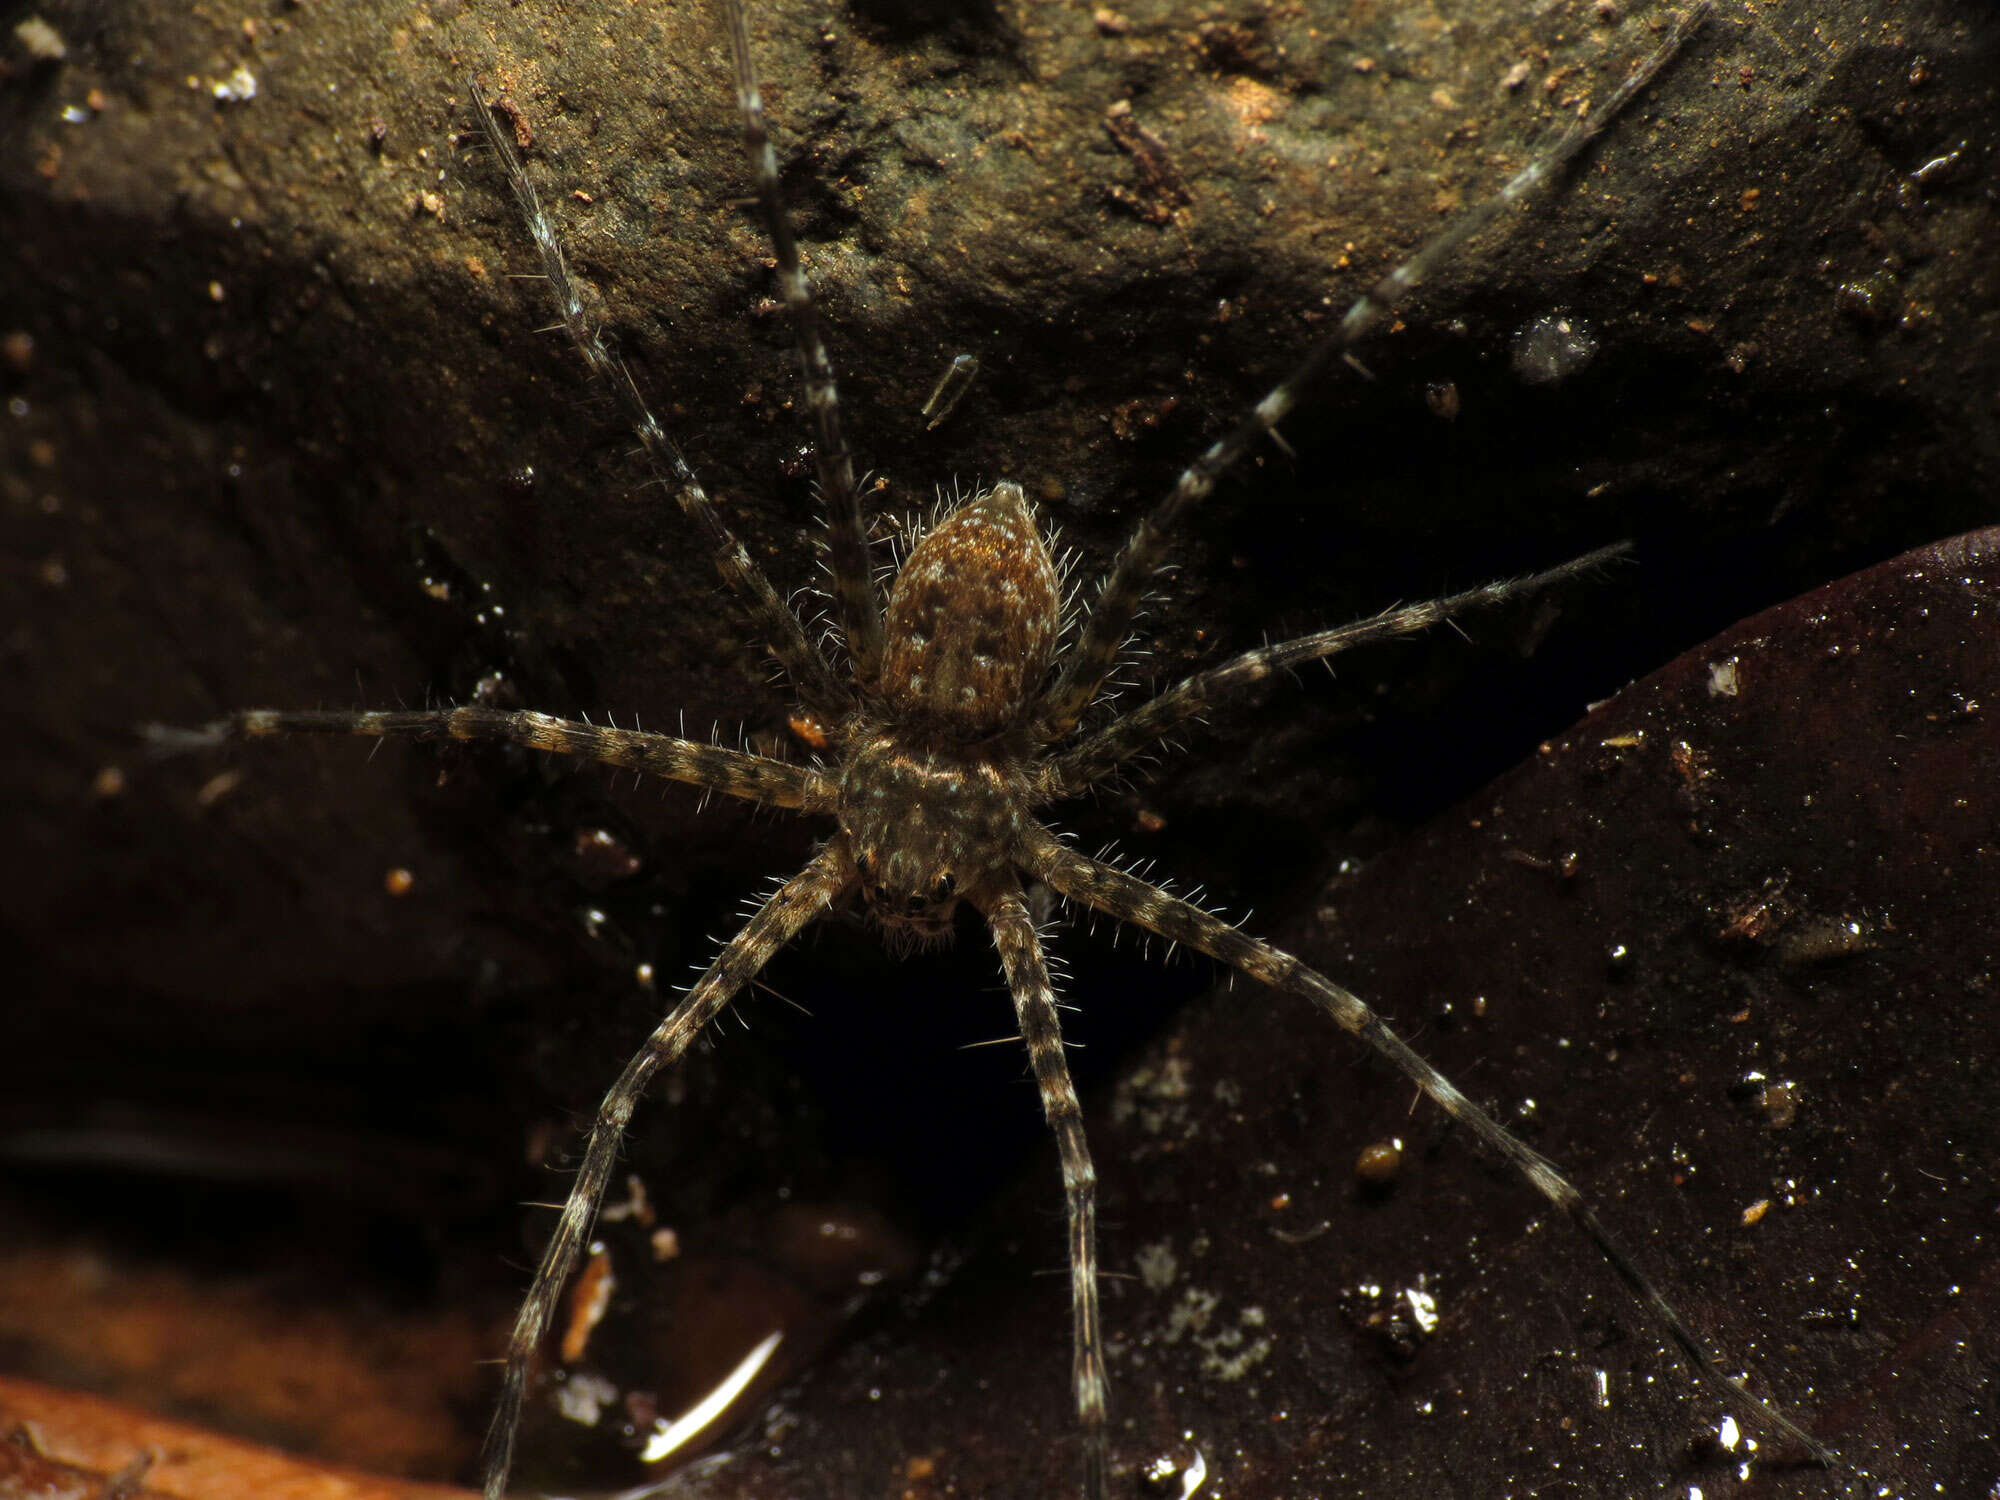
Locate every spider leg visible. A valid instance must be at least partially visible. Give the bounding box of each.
[721,0,884,688]
[1035,3,1712,740]
[1015,821,1837,1470]
[153,706,836,812]
[983,879,1110,1500]
[480,843,854,1500]
[469,80,848,716]
[1036,544,1625,801]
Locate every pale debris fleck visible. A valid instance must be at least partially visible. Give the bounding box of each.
[553,1369,619,1427]
[210,65,257,103]
[1135,1239,1179,1292]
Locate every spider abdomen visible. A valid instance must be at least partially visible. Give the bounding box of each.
[879,481,1059,738]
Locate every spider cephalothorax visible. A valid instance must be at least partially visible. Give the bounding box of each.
[163,3,1836,1497]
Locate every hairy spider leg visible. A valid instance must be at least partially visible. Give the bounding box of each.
[1036,544,1629,801]
[723,0,884,687]
[468,79,849,716]
[984,880,1109,1498]
[1038,1,1715,739]
[1016,823,1836,1470]
[481,846,856,1500]
[153,706,836,812]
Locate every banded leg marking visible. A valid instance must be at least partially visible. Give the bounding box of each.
[480,845,854,1500]
[720,0,884,686]
[469,78,847,714]
[202,706,834,811]
[1037,545,1625,801]
[1038,4,1711,739]
[1017,819,1833,1469]
[985,881,1110,1500]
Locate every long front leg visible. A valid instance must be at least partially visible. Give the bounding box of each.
[469,80,848,715]
[1035,5,1711,740]
[151,705,836,812]
[1036,545,1623,801]
[720,0,883,687]
[1016,822,1834,1470]
[481,844,854,1500]
[983,880,1110,1500]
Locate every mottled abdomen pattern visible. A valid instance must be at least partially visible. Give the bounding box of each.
[879,482,1059,738]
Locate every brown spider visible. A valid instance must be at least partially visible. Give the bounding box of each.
[157,1,1836,1495]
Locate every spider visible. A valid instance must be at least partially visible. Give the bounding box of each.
[153,1,1839,1495]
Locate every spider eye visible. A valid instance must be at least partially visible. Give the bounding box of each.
[934,873,957,901]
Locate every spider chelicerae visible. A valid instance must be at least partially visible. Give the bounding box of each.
[156,1,1840,1495]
